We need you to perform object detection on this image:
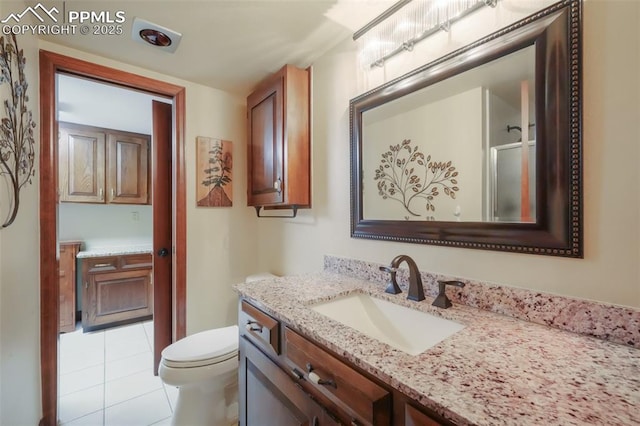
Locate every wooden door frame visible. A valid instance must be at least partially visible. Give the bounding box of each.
[39,50,187,426]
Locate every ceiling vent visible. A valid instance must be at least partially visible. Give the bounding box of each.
[131,17,182,53]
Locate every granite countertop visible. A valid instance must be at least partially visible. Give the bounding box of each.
[76,244,153,258]
[234,272,640,426]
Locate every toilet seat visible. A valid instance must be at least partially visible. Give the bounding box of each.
[161,325,238,369]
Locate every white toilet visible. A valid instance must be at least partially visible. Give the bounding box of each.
[159,325,239,426]
[159,273,276,426]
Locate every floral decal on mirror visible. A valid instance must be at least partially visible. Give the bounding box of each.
[374,139,459,218]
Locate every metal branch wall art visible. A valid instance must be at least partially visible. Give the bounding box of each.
[0,35,35,228]
[374,139,459,218]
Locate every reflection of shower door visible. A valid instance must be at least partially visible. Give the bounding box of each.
[490,141,536,222]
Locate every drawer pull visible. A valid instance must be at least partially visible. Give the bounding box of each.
[291,368,304,381]
[245,320,263,333]
[306,363,336,387]
[93,263,112,268]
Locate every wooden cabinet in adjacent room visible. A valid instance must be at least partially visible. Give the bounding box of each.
[59,241,82,333]
[59,122,150,205]
[247,64,310,210]
[80,253,153,332]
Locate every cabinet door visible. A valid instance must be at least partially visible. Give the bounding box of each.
[59,124,106,203]
[106,132,149,204]
[247,75,284,206]
[240,338,334,426]
[83,266,153,332]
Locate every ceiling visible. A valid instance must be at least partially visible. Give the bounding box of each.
[24,0,396,96]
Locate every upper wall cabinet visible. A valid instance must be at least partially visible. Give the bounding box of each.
[59,122,150,205]
[247,65,310,211]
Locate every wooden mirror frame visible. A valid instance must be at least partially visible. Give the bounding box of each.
[350,0,582,257]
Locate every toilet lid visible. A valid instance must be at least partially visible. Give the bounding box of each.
[161,325,238,368]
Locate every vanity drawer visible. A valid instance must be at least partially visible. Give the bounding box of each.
[285,327,391,426]
[240,300,280,355]
[83,256,118,272]
[120,253,152,269]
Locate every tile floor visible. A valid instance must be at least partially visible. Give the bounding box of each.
[59,320,178,426]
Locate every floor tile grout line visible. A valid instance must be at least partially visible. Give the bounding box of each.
[59,376,105,399]
[104,387,169,412]
[161,383,175,413]
[142,320,153,352]
[148,415,172,426]
[60,361,104,378]
[59,407,104,425]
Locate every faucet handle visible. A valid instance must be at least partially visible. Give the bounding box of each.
[379,266,401,295]
[432,280,465,309]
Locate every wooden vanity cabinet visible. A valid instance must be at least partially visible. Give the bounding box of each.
[81,253,153,332]
[59,122,150,205]
[239,300,453,426]
[241,335,339,426]
[247,64,310,210]
[59,241,82,333]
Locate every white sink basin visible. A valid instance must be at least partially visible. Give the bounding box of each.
[310,293,464,356]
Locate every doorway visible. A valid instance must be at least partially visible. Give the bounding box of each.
[39,51,187,426]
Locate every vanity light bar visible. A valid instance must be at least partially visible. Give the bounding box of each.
[354,0,497,69]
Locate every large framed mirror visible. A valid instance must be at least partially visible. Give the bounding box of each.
[350,0,582,257]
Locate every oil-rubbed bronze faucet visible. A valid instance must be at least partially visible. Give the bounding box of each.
[432,280,465,308]
[379,265,401,295]
[379,255,425,301]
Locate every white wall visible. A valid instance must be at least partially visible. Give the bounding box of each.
[258,0,640,308]
[58,203,152,249]
[0,23,41,426]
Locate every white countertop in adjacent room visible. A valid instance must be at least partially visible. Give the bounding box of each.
[76,244,153,258]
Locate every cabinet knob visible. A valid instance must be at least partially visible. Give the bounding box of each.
[245,320,263,332]
[306,363,336,387]
[273,177,282,193]
[157,248,169,257]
